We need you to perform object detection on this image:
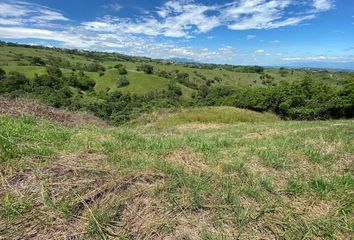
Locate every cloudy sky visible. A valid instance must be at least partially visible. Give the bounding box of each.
[0,0,353,65]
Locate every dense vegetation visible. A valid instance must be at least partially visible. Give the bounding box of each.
[0,41,353,125]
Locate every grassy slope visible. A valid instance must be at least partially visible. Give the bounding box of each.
[110,61,348,87]
[0,46,91,66]
[1,111,353,239]
[95,70,171,94]
[0,46,197,97]
[129,107,279,129]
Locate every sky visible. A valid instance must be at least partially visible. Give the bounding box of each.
[0,0,353,66]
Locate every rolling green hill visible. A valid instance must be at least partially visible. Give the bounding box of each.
[0,42,350,99]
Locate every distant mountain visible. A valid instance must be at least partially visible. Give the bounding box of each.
[280,61,354,71]
[168,57,197,63]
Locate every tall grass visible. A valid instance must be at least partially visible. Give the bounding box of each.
[155,106,279,128]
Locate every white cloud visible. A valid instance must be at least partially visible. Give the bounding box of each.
[0,1,68,26]
[0,2,29,17]
[283,55,354,62]
[103,3,122,12]
[271,40,281,44]
[246,35,256,40]
[255,49,265,54]
[313,0,333,11]
[81,0,333,38]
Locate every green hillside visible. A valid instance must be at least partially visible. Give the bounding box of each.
[0,42,353,126]
[0,43,350,99]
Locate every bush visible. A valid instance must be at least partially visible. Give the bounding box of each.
[31,57,46,66]
[86,62,105,72]
[137,64,154,74]
[117,76,129,87]
[0,67,5,79]
[167,82,182,97]
[77,76,96,91]
[118,66,127,75]
[0,72,31,93]
[114,63,123,69]
[46,66,62,78]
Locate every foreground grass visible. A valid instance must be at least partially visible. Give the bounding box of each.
[0,114,353,239]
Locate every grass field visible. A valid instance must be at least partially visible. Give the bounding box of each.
[95,69,171,94]
[1,105,353,239]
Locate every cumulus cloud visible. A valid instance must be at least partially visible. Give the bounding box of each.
[81,0,333,38]
[313,0,333,11]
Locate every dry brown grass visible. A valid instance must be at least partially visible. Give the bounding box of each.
[164,148,209,173]
[0,152,165,239]
[0,97,107,127]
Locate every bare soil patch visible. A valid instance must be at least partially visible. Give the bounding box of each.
[0,97,107,127]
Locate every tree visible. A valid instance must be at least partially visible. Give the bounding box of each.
[77,76,96,91]
[114,63,123,69]
[118,66,128,75]
[0,67,5,79]
[86,62,105,72]
[31,56,46,66]
[279,67,289,77]
[260,73,275,85]
[0,72,31,93]
[167,82,182,97]
[137,64,154,74]
[117,76,129,87]
[46,66,62,78]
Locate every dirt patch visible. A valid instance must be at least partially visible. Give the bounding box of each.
[119,196,236,240]
[243,128,279,140]
[0,97,107,127]
[173,123,227,131]
[164,148,209,173]
[247,156,289,191]
[305,138,340,156]
[334,154,354,173]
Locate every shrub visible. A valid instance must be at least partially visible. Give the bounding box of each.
[30,56,46,66]
[0,72,31,93]
[118,66,128,75]
[86,62,105,72]
[0,67,5,79]
[137,64,154,74]
[117,76,129,87]
[46,66,62,78]
[77,76,96,91]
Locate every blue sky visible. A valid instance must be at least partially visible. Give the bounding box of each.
[0,0,353,66]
